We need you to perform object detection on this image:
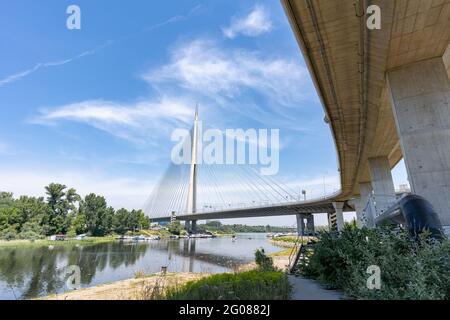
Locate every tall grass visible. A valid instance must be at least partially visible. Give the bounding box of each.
[165,270,291,300]
[159,249,291,300]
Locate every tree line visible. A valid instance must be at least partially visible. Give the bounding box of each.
[0,183,150,240]
[197,221,296,234]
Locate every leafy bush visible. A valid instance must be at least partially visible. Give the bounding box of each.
[255,248,276,271]
[19,221,44,240]
[167,221,182,235]
[298,225,450,299]
[0,225,18,240]
[166,270,291,300]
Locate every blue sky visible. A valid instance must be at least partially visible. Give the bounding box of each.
[0,1,409,226]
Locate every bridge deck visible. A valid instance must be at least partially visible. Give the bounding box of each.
[150,195,353,222]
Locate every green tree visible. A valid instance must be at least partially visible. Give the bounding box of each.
[0,192,14,208]
[45,183,67,215]
[0,207,21,231]
[44,183,80,234]
[19,220,44,240]
[0,225,18,240]
[70,213,87,235]
[168,221,182,235]
[81,193,113,236]
[137,210,150,230]
[14,196,50,232]
[113,208,130,235]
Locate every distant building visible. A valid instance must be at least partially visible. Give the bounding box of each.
[49,234,66,241]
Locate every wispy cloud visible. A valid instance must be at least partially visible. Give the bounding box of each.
[30,97,195,145]
[0,4,204,89]
[0,41,112,88]
[144,4,204,31]
[31,38,313,144]
[222,5,272,39]
[145,39,312,113]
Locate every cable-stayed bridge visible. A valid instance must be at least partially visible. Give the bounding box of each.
[143,110,353,233]
[145,0,450,235]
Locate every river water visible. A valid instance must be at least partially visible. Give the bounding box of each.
[0,233,281,300]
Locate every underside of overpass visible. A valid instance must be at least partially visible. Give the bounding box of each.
[282,0,450,229]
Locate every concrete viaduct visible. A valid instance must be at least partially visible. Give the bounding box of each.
[281,0,450,233]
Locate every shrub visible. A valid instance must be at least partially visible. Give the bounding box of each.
[0,225,18,240]
[166,270,291,300]
[298,225,450,299]
[255,248,276,271]
[167,221,182,235]
[19,221,45,240]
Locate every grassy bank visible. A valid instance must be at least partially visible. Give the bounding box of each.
[139,229,173,238]
[166,270,291,300]
[0,236,115,248]
[270,247,295,257]
[269,236,316,248]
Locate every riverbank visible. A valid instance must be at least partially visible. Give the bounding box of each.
[269,236,316,248]
[38,242,292,300]
[41,272,209,300]
[0,236,115,248]
[0,232,230,248]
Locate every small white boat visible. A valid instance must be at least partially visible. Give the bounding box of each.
[189,233,214,239]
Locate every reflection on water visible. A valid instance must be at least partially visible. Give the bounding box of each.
[0,233,279,300]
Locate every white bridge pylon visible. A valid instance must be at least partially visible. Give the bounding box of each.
[143,109,349,223]
[186,106,199,216]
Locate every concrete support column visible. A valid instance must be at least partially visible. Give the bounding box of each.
[332,202,345,231]
[387,57,450,233]
[184,221,191,232]
[359,182,374,227]
[327,212,335,231]
[368,156,396,217]
[191,220,197,233]
[306,215,315,234]
[353,197,364,228]
[296,214,305,236]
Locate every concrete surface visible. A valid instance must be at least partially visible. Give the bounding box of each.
[388,57,450,228]
[288,275,344,300]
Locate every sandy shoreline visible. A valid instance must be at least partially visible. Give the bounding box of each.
[40,272,209,300]
[38,245,292,300]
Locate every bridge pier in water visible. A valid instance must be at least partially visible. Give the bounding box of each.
[387,57,450,234]
[183,220,198,233]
